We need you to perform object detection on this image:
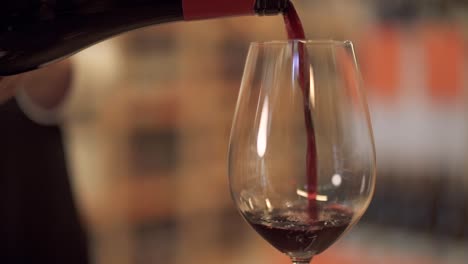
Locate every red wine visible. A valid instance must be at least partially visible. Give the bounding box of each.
[283,2,318,219]
[0,0,288,76]
[244,206,352,256]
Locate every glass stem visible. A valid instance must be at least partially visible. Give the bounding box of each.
[292,258,312,264]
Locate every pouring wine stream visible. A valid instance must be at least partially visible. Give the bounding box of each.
[283,1,318,220]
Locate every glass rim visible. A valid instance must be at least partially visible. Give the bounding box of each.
[249,39,353,47]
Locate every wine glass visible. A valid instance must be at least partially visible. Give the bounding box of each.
[228,40,376,264]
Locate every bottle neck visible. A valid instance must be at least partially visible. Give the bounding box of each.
[182,0,288,20]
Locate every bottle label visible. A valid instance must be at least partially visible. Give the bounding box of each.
[183,0,255,20]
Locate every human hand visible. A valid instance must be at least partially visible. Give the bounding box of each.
[0,74,21,104]
[0,60,72,108]
[0,60,72,124]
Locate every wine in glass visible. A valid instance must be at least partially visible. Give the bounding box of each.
[228,40,376,264]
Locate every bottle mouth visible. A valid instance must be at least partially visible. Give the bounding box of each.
[255,0,289,15]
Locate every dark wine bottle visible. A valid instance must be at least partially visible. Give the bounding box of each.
[0,0,288,76]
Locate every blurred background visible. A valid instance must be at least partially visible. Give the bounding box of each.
[17,0,468,263]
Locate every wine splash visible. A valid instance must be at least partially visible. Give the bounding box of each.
[245,206,352,256]
[283,1,318,219]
